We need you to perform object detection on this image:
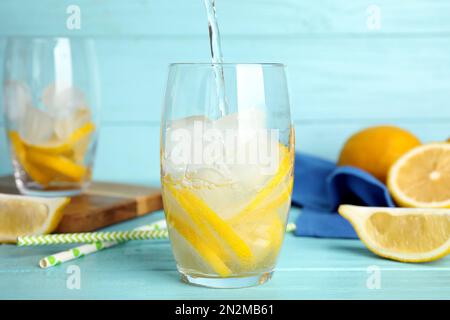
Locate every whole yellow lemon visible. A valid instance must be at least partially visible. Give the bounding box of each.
[338,126,421,182]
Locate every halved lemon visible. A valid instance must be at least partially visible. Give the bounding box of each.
[339,205,450,262]
[0,193,70,243]
[387,143,450,208]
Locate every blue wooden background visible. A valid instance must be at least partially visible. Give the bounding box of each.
[1,0,449,186]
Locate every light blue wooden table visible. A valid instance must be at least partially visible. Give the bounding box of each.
[0,1,450,299]
[1,207,449,300]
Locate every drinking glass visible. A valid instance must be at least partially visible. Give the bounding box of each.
[3,37,100,196]
[161,63,294,288]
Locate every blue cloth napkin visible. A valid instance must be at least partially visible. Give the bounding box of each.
[292,153,396,238]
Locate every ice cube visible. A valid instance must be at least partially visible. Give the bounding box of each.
[53,107,92,141]
[53,116,73,141]
[163,109,279,189]
[213,107,265,130]
[73,107,92,129]
[164,115,211,182]
[3,81,32,123]
[41,84,87,117]
[41,84,92,141]
[18,105,55,145]
[213,108,279,185]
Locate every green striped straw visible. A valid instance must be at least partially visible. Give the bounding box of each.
[38,220,167,268]
[40,241,118,268]
[27,220,297,268]
[18,229,169,246]
[25,225,297,247]
[22,222,297,247]
[22,223,295,247]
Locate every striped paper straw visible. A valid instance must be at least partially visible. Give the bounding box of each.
[24,221,297,247]
[39,220,167,268]
[18,229,169,246]
[30,221,297,267]
[40,241,118,268]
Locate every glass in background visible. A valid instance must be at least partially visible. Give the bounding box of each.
[3,37,100,196]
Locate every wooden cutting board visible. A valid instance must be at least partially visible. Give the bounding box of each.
[0,176,163,233]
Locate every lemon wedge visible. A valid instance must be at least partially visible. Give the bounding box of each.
[388,143,450,208]
[0,193,70,243]
[339,205,450,262]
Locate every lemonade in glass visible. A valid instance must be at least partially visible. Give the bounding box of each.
[161,63,294,288]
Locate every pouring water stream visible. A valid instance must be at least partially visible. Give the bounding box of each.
[203,0,228,117]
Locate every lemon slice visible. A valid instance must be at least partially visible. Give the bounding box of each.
[24,122,95,155]
[236,177,293,224]
[339,205,450,262]
[167,212,231,277]
[9,132,54,186]
[164,182,253,263]
[230,144,292,223]
[229,180,291,269]
[162,184,231,263]
[387,143,450,208]
[26,151,86,182]
[234,214,284,270]
[9,122,94,185]
[0,193,70,243]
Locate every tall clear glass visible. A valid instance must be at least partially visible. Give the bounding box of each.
[161,63,294,288]
[3,37,100,197]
